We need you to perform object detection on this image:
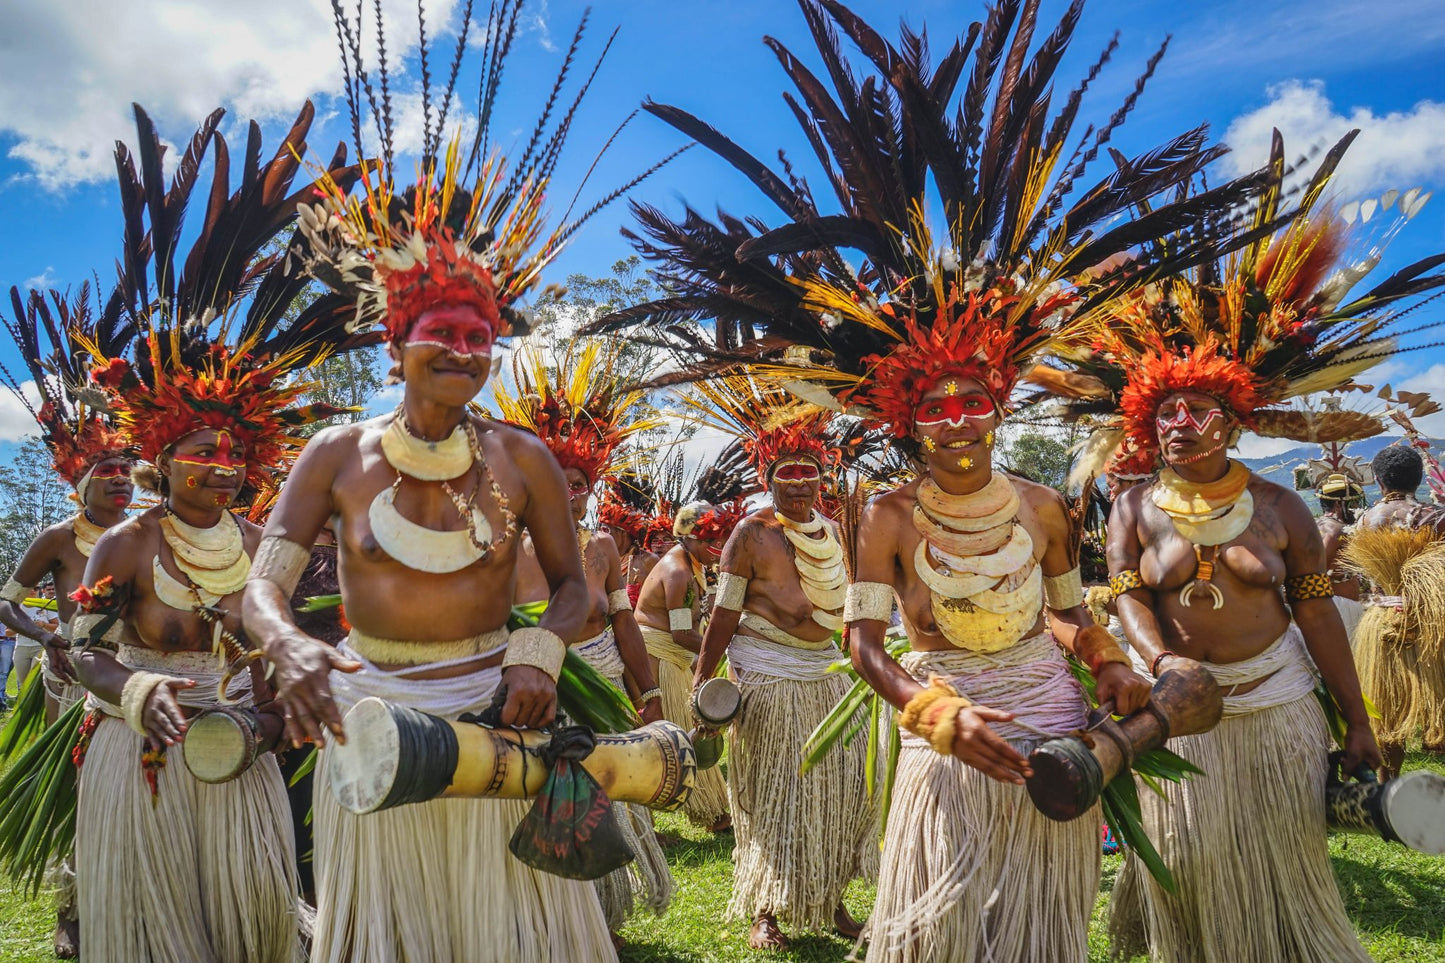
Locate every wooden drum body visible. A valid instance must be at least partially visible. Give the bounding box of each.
[182,707,262,784]
[1327,755,1445,854]
[1026,659,1223,822]
[329,697,698,815]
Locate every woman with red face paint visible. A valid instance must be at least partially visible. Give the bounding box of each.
[1044,170,1445,959]
[0,285,136,959]
[685,376,878,950]
[497,342,673,939]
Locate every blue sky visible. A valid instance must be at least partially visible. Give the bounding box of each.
[2,0,1444,454]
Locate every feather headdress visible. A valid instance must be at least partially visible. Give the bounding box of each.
[81,102,363,483]
[597,471,657,541]
[1044,130,1445,472]
[683,374,841,481]
[491,340,659,484]
[0,285,133,492]
[297,0,683,346]
[587,0,1281,437]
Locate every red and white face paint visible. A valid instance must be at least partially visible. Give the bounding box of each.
[913,390,996,429]
[1156,398,1224,437]
[405,305,497,360]
[771,459,821,483]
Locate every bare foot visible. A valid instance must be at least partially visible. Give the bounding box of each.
[749,913,788,950]
[833,903,863,940]
[656,830,686,849]
[708,814,733,833]
[53,915,79,959]
[610,931,626,951]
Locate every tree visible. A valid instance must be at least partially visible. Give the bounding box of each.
[1000,431,1072,491]
[0,436,74,580]
[300,346,384,430]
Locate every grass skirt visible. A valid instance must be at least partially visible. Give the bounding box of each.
[642,627,729,827]
[76,716,303,963]
[726,639,877,931]
[574,629,675,929]
[1355,603,1445,748]
[1113,692,1371,962]
[864,639,1098,963]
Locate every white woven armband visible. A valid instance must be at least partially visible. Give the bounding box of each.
[72,613,124,650]
[1043,567,1085,610]
[714,572,748,612]
[120,671,169,736]
[250,536,310,598]
[668,608,694,632]
[844,582,894,623]
[1,577,35,604]
[607,588,632,614]
[502,626,566,680]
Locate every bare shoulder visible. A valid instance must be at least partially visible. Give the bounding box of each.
[1009,472,1067,516]
[864,479,920,524]
[593,529,621,562]
[1250,473,1310,522]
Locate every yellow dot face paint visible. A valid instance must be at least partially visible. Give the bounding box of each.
[957,456,973,471]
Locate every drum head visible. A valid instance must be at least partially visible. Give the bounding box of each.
[1384,771,1445,855]
[694,677,741,726]
[183,710,255,784]
[328,698,403,814]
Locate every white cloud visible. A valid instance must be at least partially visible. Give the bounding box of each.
[22,266,57,291]
[0,0,465,191]
[1222,80,1445,198]
[0,380,42,443]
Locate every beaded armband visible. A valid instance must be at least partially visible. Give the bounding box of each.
[844,582,894,623]
[667,608,694,632]
[1109,569,1146,599]
[250,536,310,598]
[899,675,972,755]
[1043,566,1085,609]
[1,577,35,604]
[1285,572,1334,602]
[607,588,632,614]
[714,573,748,612]
[502,627,566,680]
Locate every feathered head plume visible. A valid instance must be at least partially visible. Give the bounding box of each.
[597,471,656,540]
[0,285,134,492]
[80,100,363,483]
[491,340,658,484]
[1047,130,1445,467]
[684,374,840,480]
[297,0,684,346]
[587,0,1280,438]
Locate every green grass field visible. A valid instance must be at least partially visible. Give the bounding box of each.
[2,752,1443,961]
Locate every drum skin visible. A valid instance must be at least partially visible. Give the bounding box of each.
[183,708,261,784]
[1328,767,1445,854]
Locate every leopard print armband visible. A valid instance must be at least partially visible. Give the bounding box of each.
[1285,572,1334,602]
[1109,569,1145,599]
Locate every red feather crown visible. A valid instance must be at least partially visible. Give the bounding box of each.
[38,403,132,488]
[692,498,749,542]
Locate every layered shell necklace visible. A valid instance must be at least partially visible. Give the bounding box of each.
[72,512,106,558]
[1150,460,1252,609]
[912,473,1040,653]
[370,409,517,574]
[154,509,256,703]
[776,510,846,631]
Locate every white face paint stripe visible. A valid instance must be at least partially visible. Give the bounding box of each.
[1156,399,1223,435]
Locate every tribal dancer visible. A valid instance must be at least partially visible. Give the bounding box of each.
[69,99,359,963]
[584,1,1282,957]
[598,473,663,604]
[688,376,876,948]
[633,451,751,832]
[244,5,673,960]
[0,284,134,959]
[498,342,673,934]
[1349,443,1445,775]
[1056,164,1445,961]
